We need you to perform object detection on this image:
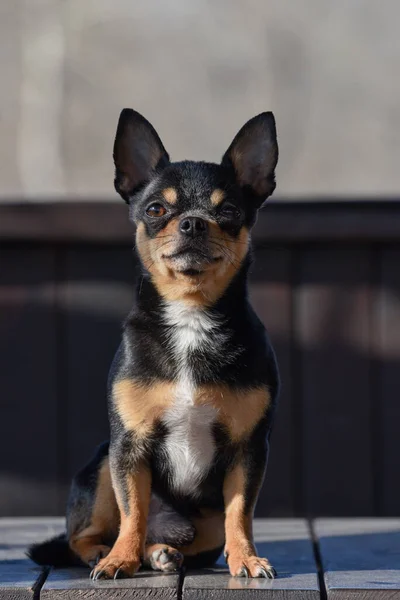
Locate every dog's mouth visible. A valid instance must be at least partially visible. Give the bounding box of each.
[162,248,222,275]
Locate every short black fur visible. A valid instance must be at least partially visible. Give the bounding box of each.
[28,109,280,580]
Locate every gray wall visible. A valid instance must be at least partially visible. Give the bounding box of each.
[1,0,399,200]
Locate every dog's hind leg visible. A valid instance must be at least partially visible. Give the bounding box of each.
[143,543,184,572]
[67,443,119,568]
[177,510,225,569]
[28,442,119,568]
[143,496,194,572]
[144,503,225,571]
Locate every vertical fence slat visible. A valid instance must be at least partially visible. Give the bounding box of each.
[0,246,59,515]
[378,245,400,515]
[296,245,374,516]
[250,245,294,516]
[58,245,135,506]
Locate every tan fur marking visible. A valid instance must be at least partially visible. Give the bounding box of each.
[196,385,270,441]
[223,463,274,577]
[162,187,178,204]
[117,465,151,546]
[137,220,250,307]
[70,537,111,566]
[207,223,249,301]
[210,188,225,206]
[94,465,152,577]
[113,379,175,437]
[69,457,119,565]
[178,510,225,556]
[223,463,256,568]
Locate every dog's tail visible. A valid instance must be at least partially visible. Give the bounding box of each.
[27,533,80,567]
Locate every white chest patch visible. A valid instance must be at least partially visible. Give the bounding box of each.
[161,302,223,496]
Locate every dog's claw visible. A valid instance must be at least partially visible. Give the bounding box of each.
[94,569,106,580]
[258,565,276,579]
[114,567,125,580]
[240,566,249,578]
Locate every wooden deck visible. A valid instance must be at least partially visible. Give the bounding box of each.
[1,518,399,598]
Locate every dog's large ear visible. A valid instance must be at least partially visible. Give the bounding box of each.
[113,109,170,202]
[221,112,278,206]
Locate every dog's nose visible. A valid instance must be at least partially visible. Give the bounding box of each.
[179,217,208,238]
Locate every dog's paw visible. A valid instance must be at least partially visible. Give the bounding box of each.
[148,545,183,572]
[89,555,141,580]
[227,555,276,579]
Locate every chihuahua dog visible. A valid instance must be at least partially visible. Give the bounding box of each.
[29,109,280,580]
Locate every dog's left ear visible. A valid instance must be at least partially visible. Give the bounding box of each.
[222,112,278,206]
[113,109,170,202]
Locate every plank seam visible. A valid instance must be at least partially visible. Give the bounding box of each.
[178,566,185,600]
[308,520,327,600]
[292,246,305,516]
[32,566,50,600]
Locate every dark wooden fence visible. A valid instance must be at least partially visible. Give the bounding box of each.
[1,200,399,518]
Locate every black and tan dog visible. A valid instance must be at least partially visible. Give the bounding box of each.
[29,109,280,580]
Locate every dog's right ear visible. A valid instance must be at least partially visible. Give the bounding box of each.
[113,109,170,203]
[221,112,278,207]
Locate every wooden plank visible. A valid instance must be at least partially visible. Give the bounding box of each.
[296,246,374,515]
[252,201,400,244]
[0,202,133,244]
[249,246,295,516]
[315,518,400,598]
[378,246,400,514]
[0,517,64,558]
[58,246,136,503]
[42,569,181,599]
[183,519,320,599]
[0,247,59,516]
[1,200,400,243]
[0,517,64,599]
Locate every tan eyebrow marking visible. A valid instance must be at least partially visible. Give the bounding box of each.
[162,187,178,204]
[210,189,225,206]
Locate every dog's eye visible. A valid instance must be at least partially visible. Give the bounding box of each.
[220,204,241,219]
[146,203,167,217]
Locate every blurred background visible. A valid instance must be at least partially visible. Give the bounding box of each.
[0,0,399,518]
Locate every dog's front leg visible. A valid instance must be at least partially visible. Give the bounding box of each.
[91,439,151,580]
[223,445,276,579]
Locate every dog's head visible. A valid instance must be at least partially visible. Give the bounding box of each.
[113,109,278,306]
